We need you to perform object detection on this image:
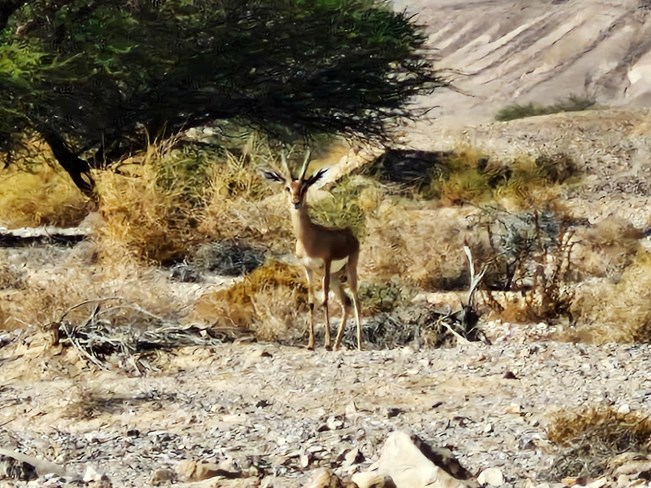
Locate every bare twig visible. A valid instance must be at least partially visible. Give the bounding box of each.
[463,245,487,308]
[50,298,235,373]
[60,321,110,370]
[58,297,123,322]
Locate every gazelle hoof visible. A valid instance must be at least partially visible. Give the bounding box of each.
[307,343,315,351]
[324,343,332,351]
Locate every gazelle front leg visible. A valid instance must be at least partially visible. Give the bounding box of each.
[322,261,332,350]
[332,276,351,351]
[304,266,316,350]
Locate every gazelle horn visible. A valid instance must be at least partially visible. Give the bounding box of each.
[298,146,312,181]
[280,145,293,180]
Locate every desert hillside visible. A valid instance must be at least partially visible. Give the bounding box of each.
[396,0,651,124]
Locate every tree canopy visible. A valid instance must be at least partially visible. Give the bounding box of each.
[0,0,445,195]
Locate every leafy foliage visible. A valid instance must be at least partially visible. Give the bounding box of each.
[0,0,444,193]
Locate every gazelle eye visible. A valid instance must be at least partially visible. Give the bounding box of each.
[285,188,290,193]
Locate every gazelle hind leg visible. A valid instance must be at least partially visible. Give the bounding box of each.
[322,263,332,350]
[332,275,351,350]
[304,267,316,350]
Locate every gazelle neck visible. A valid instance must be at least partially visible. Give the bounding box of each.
[290,204,314,237]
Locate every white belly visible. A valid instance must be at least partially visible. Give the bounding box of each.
[330,258,348,273]
[301,257,348,273]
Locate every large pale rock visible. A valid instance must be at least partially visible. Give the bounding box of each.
[377,431,477,488]
[0,448,72,480]
[83,465,112,487]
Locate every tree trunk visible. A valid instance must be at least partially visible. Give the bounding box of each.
[39,129,96,198]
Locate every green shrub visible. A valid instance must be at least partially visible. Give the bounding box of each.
[495,94,597,121]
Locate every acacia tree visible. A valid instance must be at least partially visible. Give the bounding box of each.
[0,0,445,195]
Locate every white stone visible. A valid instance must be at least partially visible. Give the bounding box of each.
[477,467,504,486]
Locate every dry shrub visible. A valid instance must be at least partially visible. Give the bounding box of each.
[191,239,266,276]
[362,204,479,291]
[478,200,576,323]
[533,152,579,184]
[250,285,308,343]
[572,217,642,281]
[202,191,291,253]
[94,139,206,264]
[198,139,292,252]
[0,265,185,332]
[311,175,383,238]
[545,407,651,480]
[0,163,90,227]
[430,146,490,204]
[191,261,308,341]
[568,250,651,343]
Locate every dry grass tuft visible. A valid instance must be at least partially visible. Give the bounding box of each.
[94,139,207,265]
[0,263,26,290]
[0,163,91,227]
[198,139,292,252]
[362,203,481,291]
[429,146,490,204]
[63,384,106,420]
[421,146,578,207]
[0,249,187,332]
[567,250,651,344]
[571,217,642,281]
[191,260,308,341]
[545,406,651,480]
[250,285,309,343]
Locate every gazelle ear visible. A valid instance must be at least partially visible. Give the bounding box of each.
[305,167,328,188]
[260,169,286,184]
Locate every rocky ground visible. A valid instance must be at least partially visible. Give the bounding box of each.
[1,319,651,487]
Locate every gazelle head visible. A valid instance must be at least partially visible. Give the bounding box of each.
[262,146,328,210]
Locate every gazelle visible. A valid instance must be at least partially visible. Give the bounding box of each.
[262,146,363,351]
